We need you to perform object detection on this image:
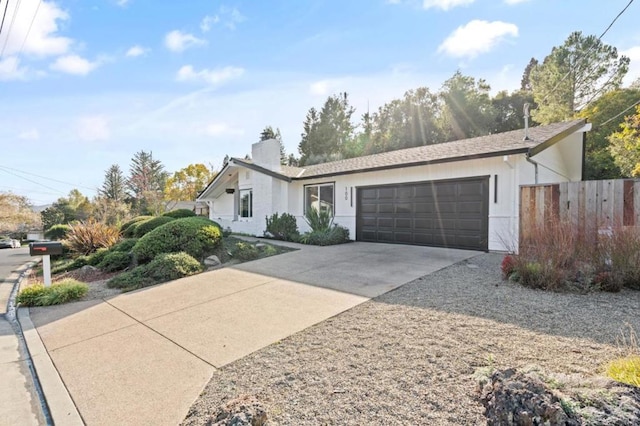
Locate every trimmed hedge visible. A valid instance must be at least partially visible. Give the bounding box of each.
[97,251,132,272]
[163,209,196,218]
[107,252,203,291]
[133,216,175,238]
[44,224,71,240]
[120,216,153,237]
[87,248,110,266]
[110,238,138,253]
[132,216,222,264]
[300,225,350,246]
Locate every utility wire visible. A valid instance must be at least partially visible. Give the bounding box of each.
[10,0,38,70]
[0,0,10,38]
[538,0,635,106]
[0,0,20,58]
[596,99,640,129]
[0,167,67,195]
[0,164,97,192]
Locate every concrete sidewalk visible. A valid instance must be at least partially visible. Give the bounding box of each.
[26,242,478,425]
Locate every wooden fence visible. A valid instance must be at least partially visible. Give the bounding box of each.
[520,179,640,246]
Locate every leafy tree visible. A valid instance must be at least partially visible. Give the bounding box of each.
[299,93,355,165]
[164,163,217,203]
[0,192,41,235]
[491,90,536,134]
[367,87,444,154]
[99,164,127,202]
[439,71,495,140]
[530,31,629,124]
[91,196,131,226]
[609,106,640,177]
[40,189,91,230]
[578,88,640,179]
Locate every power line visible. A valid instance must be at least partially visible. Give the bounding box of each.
[0,164,97,192]
[0,0,10,37]
[10,0,38,70]
[538,0,635,106]
[597,98,640,129]
[0,167,67,195]
[0,0,20,58]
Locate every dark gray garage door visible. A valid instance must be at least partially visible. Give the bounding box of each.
[356,177,489,251]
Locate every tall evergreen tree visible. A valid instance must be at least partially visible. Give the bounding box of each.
[530,31,629,124]
[259,125,287,164]
[127,150,168,215]
[99,164,127,202]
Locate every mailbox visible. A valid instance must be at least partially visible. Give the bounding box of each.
[29,241,64,256]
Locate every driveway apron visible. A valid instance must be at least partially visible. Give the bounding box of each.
[28,242,477,425]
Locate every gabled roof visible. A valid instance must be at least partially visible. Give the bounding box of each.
[283,119,586,180]
[198,119,587,199]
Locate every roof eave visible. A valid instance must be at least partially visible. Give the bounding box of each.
[292,148,531,181]
[527,119,588,157]
[231,158,292,182]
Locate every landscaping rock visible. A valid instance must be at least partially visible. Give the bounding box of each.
[206,394,267,426]
[478,368,581,426]
[79,265,98,273]
[204,255,221,268]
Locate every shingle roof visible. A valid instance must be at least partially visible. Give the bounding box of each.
[279,119,586,180]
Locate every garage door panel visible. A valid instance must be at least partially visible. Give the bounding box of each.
[357,177,488,251]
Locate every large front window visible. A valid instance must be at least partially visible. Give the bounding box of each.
[305,183,334,215]
[239,189,252,218]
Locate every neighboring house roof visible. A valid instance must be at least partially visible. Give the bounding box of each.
[198,119,586,198]
[284,119,586,180]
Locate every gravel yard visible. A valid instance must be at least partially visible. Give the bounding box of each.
[182,253,640,425]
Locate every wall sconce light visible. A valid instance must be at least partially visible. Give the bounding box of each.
[225,188,235,194]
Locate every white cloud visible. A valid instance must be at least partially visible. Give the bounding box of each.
[18,129,40,140]
[164,30,207,52]
[309,79,345,96]
[200,15,220,32]
[76,115,110,141]
[423,0,475,10]
[622,46,640,86]
[116,0,130,7]
[438,20,518,59]
[126,45,148,57]
[50,55,100,75]
[200,6,245,32]
[176,65,244,85]
[0,56,28,81]
[504,0,531,4]
[204,122,244,137]
[0,0,73,57]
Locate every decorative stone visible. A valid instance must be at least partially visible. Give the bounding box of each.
[208,394,267,426]
[204,255,221,267]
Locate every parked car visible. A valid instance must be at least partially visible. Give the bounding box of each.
[12,239,21,248]
[0,238,13,249]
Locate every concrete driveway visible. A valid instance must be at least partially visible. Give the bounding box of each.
[26,242,478,425]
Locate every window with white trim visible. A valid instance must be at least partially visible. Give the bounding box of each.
[239,189,253,218]
[304,183,334,216]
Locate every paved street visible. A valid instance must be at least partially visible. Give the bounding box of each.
[0,247,44,426]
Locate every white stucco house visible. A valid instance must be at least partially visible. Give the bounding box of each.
[197,119,590,252]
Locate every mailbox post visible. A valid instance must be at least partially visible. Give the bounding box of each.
[29,242,63,287]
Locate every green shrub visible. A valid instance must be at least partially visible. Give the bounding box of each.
[304,206,333,232]
[87,248,110,266]
[300,225,350,246]
[265,212,299,241]
[232,242,260,261]
[16,279,88,306]
[133,216,175,238]
[70,255,90,269]
[222,227,233,237]
[44,224,71,240]
[97,251,132,272]
[121,216,153,237]
[162,209,196,218]
[65,219,120,255]
[110,238,138,253]
[108,252,203,290]
[51,256,89,274]
[132,217,222,264]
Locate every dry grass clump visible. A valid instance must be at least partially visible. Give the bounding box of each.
[606,325,640,387]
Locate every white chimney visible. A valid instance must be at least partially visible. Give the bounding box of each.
[251,139,281,171]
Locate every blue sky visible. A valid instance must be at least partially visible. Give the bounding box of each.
[1,0,639,205]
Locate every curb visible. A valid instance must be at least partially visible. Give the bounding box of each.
[18,308,84,426]
[13,265,85,426]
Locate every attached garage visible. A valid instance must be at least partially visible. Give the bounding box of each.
[356,177,489,251]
